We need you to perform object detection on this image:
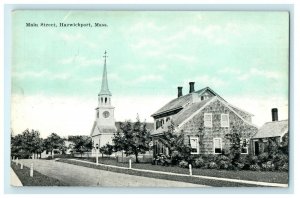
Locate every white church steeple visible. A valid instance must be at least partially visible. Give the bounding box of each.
[91,50,117,149]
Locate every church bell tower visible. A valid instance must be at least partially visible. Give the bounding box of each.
[91,51,117,149]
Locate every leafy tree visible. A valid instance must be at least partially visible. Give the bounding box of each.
[158,121,192,164]
[112,117,151,163]
[44,133,65,155]
[11,129,44,159]
[68,135,93,157]
[225,126,241,167]
[100,143,114,157]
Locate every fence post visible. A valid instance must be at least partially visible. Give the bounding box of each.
[129,159,132,169]
[21,163,23,170]
[96,150,99,165]
[30,163,33,177]
[189,164,192,176]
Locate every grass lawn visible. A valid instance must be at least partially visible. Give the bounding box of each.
[58,158,288,187]
[11,162,68,186]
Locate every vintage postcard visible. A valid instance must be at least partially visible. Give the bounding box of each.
[10,11,289,187]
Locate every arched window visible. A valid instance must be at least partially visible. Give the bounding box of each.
[105,97,107,103]
[101,97,103,104]
[97,111,99,118]
[166,117,170,122]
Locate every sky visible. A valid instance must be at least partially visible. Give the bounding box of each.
[11,11,289,138]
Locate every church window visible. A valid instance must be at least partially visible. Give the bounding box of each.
[101,97,103,104]
[105,97,107,103]
[166,117,170,122]
[97,111,99,118]
[204,113,212,127]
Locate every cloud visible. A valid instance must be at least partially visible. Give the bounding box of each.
[184,75,227,89]
[12,70,71,80]
[59,32,97,49]
[58,56,101,67]
[237,67,282,81]
[132,74,163,84]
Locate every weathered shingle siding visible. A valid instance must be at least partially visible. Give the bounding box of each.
[229,105,252,123]
[179,99,258,154]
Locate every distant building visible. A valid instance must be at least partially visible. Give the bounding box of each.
[251,108,288,155]
[90,51,117,149]
[151,82,258,157]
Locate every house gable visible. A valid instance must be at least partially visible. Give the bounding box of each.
[178,98,258,154]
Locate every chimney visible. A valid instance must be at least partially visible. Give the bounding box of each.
[271,108,278,121]
[177,87,183,98]
[189,82,195,93]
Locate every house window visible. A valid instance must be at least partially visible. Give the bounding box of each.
[241,138,249,154]
[204,113,212,127]
[213,138,222,154]
[190,137,199,154]
[221,114,229,127]
[201,96,204,100]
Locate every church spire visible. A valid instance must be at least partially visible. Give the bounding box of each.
[99,50,111,96]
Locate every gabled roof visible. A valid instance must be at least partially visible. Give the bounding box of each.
[252,120,288,139]
[172,97,215,126]
[151,87,223,117]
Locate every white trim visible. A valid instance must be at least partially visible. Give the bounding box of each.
[213,138,222,154]
[279,129,288,142]
[177,97,217,129]
[221,113,229,127]
[204,113,213,128]
[217,98,258,128]
[190,136,199,154]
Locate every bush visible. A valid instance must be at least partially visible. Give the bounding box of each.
[261,161,275,171]
[193,157,205,168]
[216,155,231,170]
[258,152,269,163]
[249,164,261,171]
[236,162,245,170]
[178,160,189,168]
[247,155,259,165]
[207,162,218,169]
[278,163,288,172]
[171,151,183,165]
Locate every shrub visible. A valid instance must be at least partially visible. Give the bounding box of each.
[178,160,189,168]
[247,155,259,165]
[278,163,289,172]
[171,151,183,165]
[236,162,245,170]
[218,160,231,170]
[258,152,269,163]
[193,157,205,168]
[261,161,275,171]
[249,164,261,171]
[207,162,218,169]
[273,153,288,170]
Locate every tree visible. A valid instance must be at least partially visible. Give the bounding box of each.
[11,129,44,159]
[225,126,242,167]
[100,143,114,157]
[112,117,151,163]
[44,133,65,155]
[68,135,93,157]
[159,121,192,164]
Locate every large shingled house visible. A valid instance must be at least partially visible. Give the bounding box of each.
[151,82,258,157]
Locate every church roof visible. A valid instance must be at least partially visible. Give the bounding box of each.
[99,51,111,96]
[252,120,288,139]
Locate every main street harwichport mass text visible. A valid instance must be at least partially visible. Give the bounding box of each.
[25,22,108,28]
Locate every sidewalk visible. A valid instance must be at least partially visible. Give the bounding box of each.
[69,158,288,187]
[10,167,23,186]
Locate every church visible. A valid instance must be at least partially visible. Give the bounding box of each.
[90,51,117,149]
